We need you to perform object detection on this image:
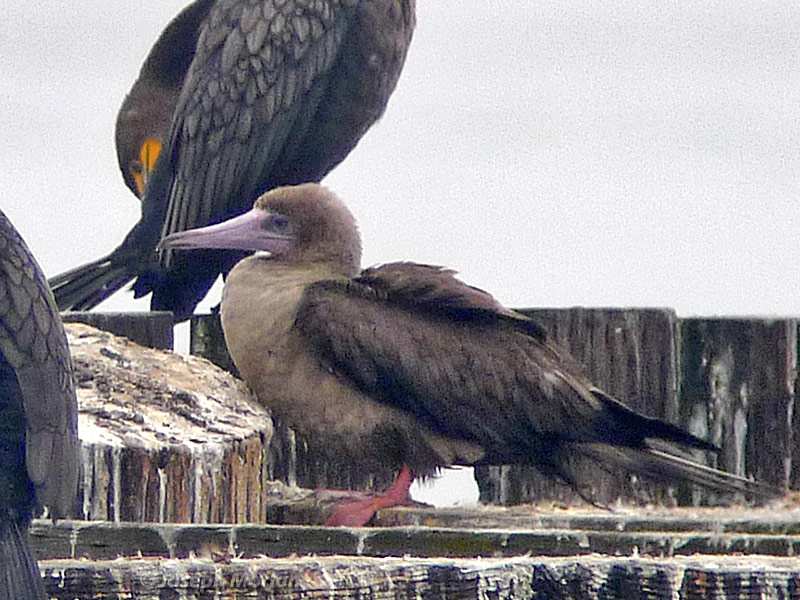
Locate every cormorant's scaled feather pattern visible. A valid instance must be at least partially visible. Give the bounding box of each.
[0,210,78,600]
[49,0,416,321]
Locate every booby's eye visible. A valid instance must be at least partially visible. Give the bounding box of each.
[263,213,293,235]
[273,215,288,229]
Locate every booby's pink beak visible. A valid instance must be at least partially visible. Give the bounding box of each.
[159,208,293,254]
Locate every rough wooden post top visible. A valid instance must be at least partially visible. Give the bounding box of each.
[62,311,174,350]
[68,322,267,451]
[66,323,274,523]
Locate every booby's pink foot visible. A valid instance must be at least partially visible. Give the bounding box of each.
[324,465,415,526]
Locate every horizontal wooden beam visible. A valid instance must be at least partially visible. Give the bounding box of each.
[39,552,800,599]
[32,504,800,561]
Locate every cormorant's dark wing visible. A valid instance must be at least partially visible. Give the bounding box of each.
[0,211,78,600]
[0,212,79,518]
[156,1,375,257]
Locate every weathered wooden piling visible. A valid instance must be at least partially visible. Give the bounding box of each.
[63,310,174,350]
[68,322,274,524]
[679,318,797,492]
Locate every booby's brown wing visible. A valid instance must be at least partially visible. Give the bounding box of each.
[293,263,656,460]
[157,1,376,259]
[0,212,78,518]
[353,262,550,341]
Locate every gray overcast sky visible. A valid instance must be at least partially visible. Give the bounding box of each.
[1,1,799,319]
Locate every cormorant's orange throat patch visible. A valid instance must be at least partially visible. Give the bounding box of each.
[132,138,163,196]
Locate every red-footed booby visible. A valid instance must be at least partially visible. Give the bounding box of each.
[49,0,416,322]
[161,184,781,526]
[0,211,79,598]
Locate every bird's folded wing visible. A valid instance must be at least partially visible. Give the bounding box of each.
[293,263,610,455]
[0,216,79,517]
[157,1,357,250]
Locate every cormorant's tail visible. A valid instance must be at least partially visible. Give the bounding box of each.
[577,443,783,499]
[48,252,135,312]
[0,520,45,600]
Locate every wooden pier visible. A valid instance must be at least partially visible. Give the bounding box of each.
[47,309,800,599]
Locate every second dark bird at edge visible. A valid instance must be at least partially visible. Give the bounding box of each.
[0,211,79,600]
[49,0,416,322]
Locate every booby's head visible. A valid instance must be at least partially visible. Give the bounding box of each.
[160,184,362,276]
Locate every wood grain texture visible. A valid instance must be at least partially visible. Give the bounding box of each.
[39,555,800,599]
[68,322,273,523]
[63,311,174,350]
[679,318,797,492]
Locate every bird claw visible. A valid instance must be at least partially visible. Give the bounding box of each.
[323,465,416,527]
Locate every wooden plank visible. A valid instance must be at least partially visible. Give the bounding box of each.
[372,504,800,535]
[63,310,174,350]
[679,318,797,494]
[39,555,800,599]
[477,307,681,506]
[32,505,800,561]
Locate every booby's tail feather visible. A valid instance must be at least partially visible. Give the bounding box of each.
[577,443,782,499]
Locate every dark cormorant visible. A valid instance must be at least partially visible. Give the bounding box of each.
[50,0,416,321]
[116,0,214,199]
[0,211,79,598]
